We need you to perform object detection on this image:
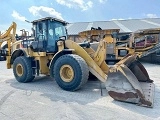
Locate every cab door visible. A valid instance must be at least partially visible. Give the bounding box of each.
[47,21,67,53]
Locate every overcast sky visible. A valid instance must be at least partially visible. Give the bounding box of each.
[0,0,160,34]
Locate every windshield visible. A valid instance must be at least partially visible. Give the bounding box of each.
[48,21,67,40]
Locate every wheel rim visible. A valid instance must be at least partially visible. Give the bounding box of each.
[16,64,23,76]
[60,65,74,82]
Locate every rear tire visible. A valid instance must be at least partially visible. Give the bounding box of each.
[13,56,35,83]
[50,54,89,91]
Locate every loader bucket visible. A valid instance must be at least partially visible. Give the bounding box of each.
[105,54,154,107]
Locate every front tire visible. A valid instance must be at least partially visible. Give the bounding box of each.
[50,54,89,91]
[13,56,35,83]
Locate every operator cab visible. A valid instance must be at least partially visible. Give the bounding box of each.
[30,17,68,53]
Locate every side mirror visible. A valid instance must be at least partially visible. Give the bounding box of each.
[31,27,35,37]
[66,28,68,35]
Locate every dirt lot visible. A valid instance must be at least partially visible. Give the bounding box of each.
[0,61,160,120]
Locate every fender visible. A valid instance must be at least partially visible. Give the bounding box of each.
[49,49,74,69]
[10,49,27,64]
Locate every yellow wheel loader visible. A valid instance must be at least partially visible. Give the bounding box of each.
[6,17,154,107]
[0,22,16,60]
[0,22,33,61]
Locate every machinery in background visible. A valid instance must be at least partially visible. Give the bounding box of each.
[79,29,120,63]
[6,17,154,107]
[0,23,34,61]
[79,28,160,64]
[0,22,16,61]
[115,28,160,60]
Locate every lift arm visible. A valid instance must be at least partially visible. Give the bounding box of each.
[0,22,17,55]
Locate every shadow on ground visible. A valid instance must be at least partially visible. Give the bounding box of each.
[6,76,107,105]
[6,76,160,119]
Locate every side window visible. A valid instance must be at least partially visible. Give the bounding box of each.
[37,22,47,41]
[55,27,63,36]
[49,29,54,36]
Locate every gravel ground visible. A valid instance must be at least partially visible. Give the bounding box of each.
[0,61,160,120]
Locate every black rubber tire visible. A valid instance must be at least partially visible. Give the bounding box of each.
[13,56,35,83]
[51,54,89,91]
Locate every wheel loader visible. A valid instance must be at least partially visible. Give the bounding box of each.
[0,22,34,61]
[0,22,16,60]
[6,17,154,107]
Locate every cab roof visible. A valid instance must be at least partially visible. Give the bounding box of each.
[32,17,68,25]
